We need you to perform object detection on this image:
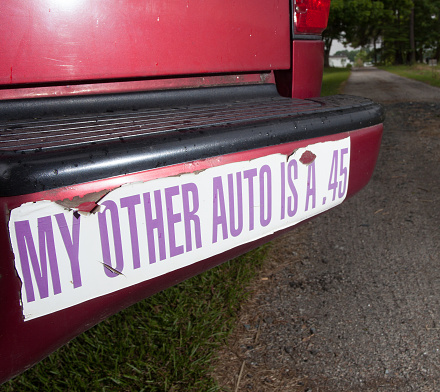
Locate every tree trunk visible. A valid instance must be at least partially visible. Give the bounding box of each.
[324,37,332,68]
[417,48,423,63]
[409,7,416,64]
[373,38,377,64]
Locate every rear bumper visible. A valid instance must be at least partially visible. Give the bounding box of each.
[1,85,383,197]
[0,85,383,383]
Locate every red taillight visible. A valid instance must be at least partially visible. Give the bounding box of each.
[294,0,331,35]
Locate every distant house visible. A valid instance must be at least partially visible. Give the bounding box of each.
[329,55,351,68]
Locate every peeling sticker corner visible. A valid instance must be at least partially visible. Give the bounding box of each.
[55,189,109,211]
[299,150,317,165]
[77,202,102,216]
[190,168,208,176]
[286,149,298,162]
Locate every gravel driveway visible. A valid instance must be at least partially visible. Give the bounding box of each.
[215,68,440,391]
[344,67,440,102]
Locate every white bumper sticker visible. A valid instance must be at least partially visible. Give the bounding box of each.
[9,137,350,320]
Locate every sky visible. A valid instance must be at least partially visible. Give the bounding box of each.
[330,40,354,55]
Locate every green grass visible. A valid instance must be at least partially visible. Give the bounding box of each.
[321,67,351,96]
[379,64,440,88]
[1,245,269,392]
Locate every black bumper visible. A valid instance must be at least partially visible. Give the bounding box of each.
[0,85,384,197]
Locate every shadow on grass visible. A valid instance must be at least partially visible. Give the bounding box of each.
[1,246,270,392]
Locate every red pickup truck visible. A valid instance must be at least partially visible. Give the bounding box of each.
[0,0,383,383]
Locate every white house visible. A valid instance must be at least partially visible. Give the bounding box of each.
[329,55,351,68]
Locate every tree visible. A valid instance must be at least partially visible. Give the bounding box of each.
[323,0,346,67]
[413,0,440,62]
[380,0,413,64]
[343,0,389,64]
[324,0,440,66]
[324,0,388,66]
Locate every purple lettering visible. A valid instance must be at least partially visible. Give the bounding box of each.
[120,195,141,269]
[14,217,61,303]
[328,150,338,201]
[143,191,166,263]
[338,148,349,198]
[182,183,202,252]
[55,213,82,288]
[305,161,316,211]
[259,165,272,227]
[287,160,299,217]
[165,186,184,257]
[212,176,228,243]
[228,172,243,237]
[243,168,257,231]
[98,201,124,277]
[280,162,286,220]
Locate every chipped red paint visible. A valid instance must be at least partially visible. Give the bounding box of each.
[54,190,109,211]
[77,202,100,214]
[299,150,317,165]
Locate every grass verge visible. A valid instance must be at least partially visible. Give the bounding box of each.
[1,245,269,392]
[379,64,440,88]
[321,67,351,96]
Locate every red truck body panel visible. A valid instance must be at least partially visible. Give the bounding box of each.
[1,0,289,86]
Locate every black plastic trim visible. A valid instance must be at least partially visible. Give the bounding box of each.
[292,34,323,40]
[0,85,277,121]
[0,85,384,197]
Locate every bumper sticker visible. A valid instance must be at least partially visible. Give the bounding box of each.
[9,137,350,320]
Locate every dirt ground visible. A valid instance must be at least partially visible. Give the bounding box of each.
[214,68,440,391]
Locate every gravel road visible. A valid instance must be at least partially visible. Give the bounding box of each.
[215,68,440,391]
[344,67,440,102]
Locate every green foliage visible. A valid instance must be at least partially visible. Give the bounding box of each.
[355,48,373,64]
[324,0,388,64]
[1,246,269,392]
[321,68,351,96]
[325,0,440,65]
